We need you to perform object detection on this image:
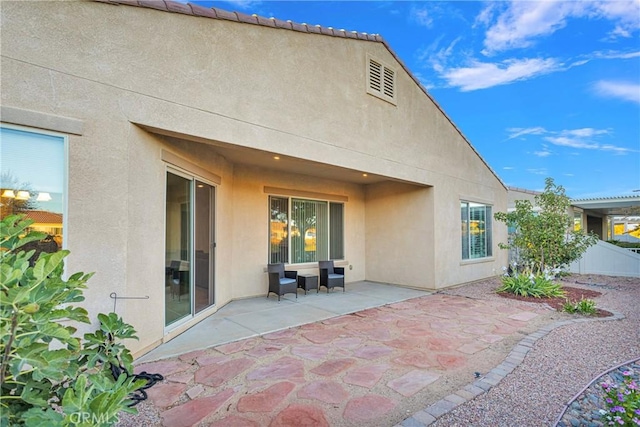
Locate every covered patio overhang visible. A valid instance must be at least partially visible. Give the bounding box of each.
[137,124,430,188]
[571,195,640,217]
[571,195,640,240]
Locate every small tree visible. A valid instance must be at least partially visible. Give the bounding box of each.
[1,214,145,426]
[494,178,597,273]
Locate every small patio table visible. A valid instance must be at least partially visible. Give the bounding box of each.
[297,274,319,294]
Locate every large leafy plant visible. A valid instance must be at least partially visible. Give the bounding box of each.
[1,214,145,426]
[494,177,598,273]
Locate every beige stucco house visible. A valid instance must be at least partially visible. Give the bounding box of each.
[0,0,508,357]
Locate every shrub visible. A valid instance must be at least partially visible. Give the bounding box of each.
[497,266,565,298]
[563,298,597,315]
[600,371,640,426]
[0,214,145,426]
[494,178,598,273]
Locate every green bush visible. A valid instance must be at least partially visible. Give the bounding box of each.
[1,214,145,426]
[494,178,598,273]
[563,298,597,315]
[497,267,565,298]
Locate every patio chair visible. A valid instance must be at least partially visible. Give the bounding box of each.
[318,260,345,293]
[267,263,298,301]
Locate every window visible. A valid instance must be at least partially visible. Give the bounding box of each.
[269,196,344,264]
[367,55,396,105]
[461,201,492,260]
[0,125,66,257]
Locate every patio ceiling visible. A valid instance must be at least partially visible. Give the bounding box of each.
[143,125,423,186]
[571,195,640,216]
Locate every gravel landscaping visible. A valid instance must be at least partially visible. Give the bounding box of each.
[430,274,640,427]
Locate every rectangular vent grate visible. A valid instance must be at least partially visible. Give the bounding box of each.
[367,55,396,105]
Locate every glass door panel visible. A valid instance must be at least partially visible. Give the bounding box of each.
[195,180,215,313]
[165,172,192,326]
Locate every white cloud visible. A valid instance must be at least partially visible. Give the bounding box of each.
[411,6,433,28]
[507,126,547,140]
[562,128,610,138]
[592,1,640,39]
[594,80,640,104]
[482,1,581,54]
[503,166,515,170]
[527,168,548,176]
[442,58,558,91]
[544,136,600,150]
[507,126,634,154]
[481,1,640,54]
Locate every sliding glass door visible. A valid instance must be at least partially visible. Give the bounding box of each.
[165,171,215,328]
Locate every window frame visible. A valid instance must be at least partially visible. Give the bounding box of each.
[0,123,69,249]
[460,200,493,261]
[268,194,345,265]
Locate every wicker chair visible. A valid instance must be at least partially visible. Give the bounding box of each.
[318,260,345,293]
[267,263,297,301]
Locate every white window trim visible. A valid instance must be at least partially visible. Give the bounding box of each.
[460,200,493,261]
[0,123,69,250]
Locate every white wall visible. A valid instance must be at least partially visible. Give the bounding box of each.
[570,240,640,278]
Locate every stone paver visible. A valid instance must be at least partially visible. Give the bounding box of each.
[387,370,440,397]
[343,395,396,423]
[131,293,551,427]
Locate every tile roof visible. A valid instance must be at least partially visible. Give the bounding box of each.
[95,0,384,41]
[92,0,506,190]
[22,210,63,224]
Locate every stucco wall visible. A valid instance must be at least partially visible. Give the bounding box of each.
[1,1,508,355]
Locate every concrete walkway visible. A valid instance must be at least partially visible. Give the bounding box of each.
[129,281,550,426]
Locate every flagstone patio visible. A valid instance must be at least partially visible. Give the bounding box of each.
[127,288,553,427]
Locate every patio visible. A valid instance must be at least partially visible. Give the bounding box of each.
[126,281,555,426]
[139,281,431,362]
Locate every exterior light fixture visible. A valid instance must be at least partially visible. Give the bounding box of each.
[37,192,52,201]
[16,191,30,200]
[1,190,16,198]
[273,156,280,160]
[362,173,368,177]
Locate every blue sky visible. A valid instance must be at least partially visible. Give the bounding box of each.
[194,1,639,198]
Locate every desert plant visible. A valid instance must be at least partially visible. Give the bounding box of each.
[494,178,598,273]
[0,214,145,426]
[563,298,597,315]
[497,265,565,298]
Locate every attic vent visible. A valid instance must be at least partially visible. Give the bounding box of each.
[367,55,396,105]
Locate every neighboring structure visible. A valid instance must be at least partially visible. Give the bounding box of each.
[507,188,640,278]
[1,0,508,357]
